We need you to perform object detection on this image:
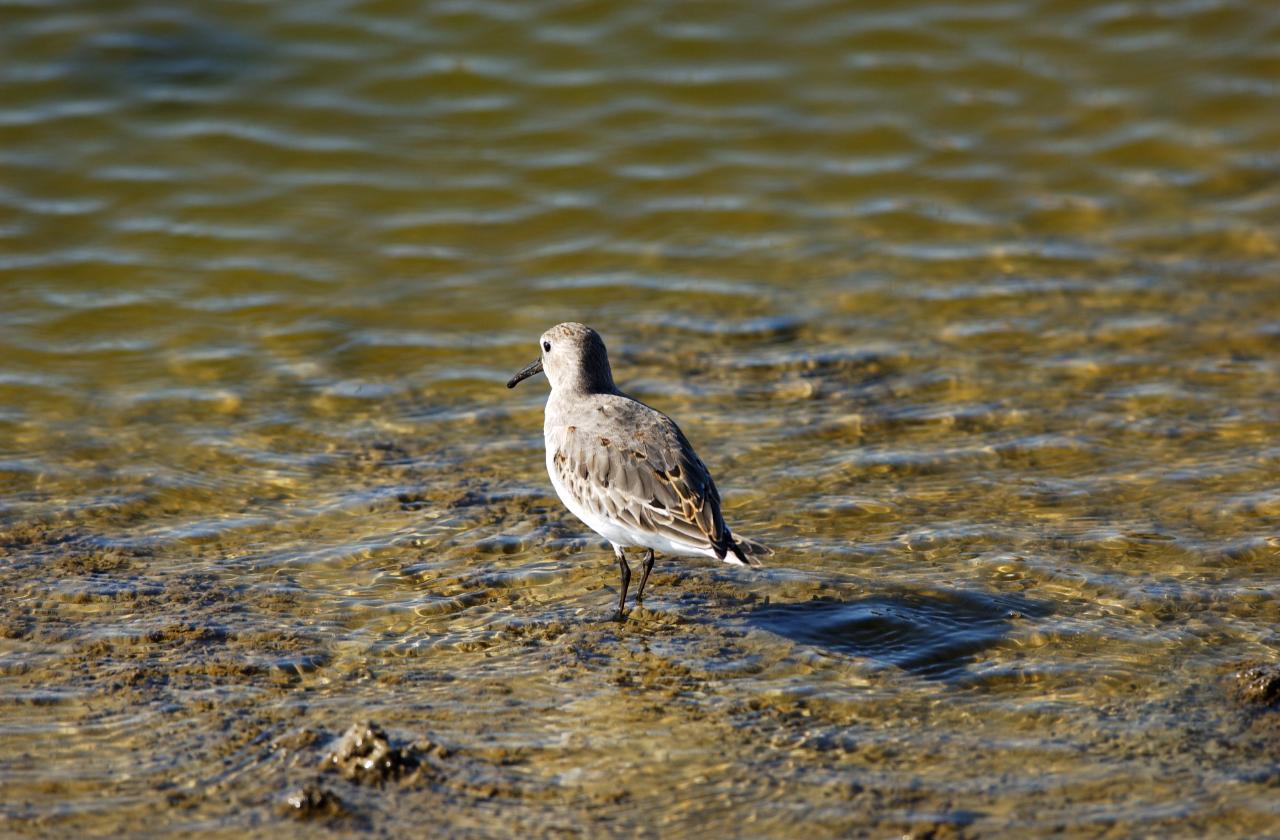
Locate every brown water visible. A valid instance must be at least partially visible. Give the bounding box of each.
[2,0,1280,836]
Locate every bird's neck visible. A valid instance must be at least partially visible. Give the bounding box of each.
[551,368,618,396]
[550,380,619,400]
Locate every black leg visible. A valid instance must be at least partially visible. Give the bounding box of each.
[613,545,631,620]
[635,549,656,603]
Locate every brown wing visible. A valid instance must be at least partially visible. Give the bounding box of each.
[551,409,739,559]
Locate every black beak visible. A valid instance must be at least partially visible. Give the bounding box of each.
[506,358,543,388]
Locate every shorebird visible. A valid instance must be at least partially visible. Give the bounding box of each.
[507,322,769,618]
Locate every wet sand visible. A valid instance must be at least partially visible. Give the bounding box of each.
[3,0,1280,836]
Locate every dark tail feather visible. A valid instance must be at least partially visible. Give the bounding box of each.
[728,533,772,568]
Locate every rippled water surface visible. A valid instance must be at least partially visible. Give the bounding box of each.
[3,0,1279,836]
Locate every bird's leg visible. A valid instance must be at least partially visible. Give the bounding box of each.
[612,544,631,621]
[635,548,656,604]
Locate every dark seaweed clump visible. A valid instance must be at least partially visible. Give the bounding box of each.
[1234,663,1280,708]
[324,721,421,785]
[281,784,347,821]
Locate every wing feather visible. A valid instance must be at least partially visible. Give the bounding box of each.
[551,406,742,559]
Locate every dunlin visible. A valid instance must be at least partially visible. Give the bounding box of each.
[508,322,769,618]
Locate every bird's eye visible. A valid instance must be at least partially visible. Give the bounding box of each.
[542,341,551,352]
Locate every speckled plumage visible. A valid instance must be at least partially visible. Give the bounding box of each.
[508,322,769,616]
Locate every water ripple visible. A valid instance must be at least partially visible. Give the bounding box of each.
[1,0,1278,835]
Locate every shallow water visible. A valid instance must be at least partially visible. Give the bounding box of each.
[2,0,1279,836]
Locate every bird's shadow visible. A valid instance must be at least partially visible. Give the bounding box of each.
[743,586,1053,682]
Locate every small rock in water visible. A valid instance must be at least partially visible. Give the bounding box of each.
[324,720,420,784]
[281,784,345,820]
[1234,663,1280,707]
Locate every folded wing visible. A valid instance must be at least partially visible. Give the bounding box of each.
[551,408,749,562]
